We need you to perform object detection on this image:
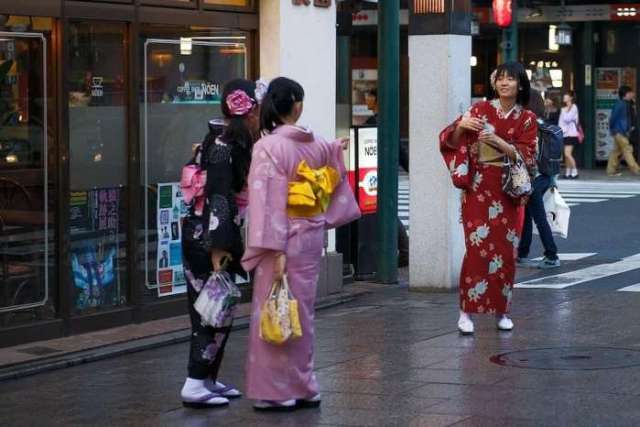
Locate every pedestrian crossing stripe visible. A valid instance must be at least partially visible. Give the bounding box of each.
[515,254,640,289]
[530,253,596,262]
[618,283,640,292]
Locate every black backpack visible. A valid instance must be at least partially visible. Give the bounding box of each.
[537,121,563,177]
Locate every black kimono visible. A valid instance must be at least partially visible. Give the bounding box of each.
[181,134,248,381]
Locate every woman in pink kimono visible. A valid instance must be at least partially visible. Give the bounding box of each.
[241,77,360,411]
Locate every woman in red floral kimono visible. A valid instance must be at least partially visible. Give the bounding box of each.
[440,62,538,335]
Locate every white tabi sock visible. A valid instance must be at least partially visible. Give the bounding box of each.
[181,377,228,404]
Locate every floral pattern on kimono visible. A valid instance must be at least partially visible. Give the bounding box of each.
[440,100,538,314]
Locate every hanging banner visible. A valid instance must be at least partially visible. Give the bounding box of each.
[157,182,188,297]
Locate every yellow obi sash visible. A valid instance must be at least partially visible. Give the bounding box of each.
[287,160,340,218]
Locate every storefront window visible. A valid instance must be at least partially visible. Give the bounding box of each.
[139,26,248,301]
[0,17,57,327]
[68,22,128,313]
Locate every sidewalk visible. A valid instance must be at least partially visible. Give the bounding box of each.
[2,273,640,426]
[0,284,372,382]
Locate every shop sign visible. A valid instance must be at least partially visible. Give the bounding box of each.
[347,127,378,215]
[91,77,104,98]
[292,0,331,7]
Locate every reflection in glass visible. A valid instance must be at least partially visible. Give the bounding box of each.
[68,22,128,313]
[0,17,56,327]
[140,27,248,301]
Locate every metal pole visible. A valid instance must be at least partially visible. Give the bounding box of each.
[377,0,399,284]
[501,1,518,62]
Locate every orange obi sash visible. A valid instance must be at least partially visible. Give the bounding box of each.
[287,160,340,218]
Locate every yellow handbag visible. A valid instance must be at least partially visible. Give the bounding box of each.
[259,275,302,345]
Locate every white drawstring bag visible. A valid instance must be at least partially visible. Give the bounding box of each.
[533,187,571,239]
[194,271,241,328]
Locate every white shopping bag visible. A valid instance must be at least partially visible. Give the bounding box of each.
[533,187,570,239]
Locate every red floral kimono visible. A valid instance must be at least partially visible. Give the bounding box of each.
[440,100,538,314]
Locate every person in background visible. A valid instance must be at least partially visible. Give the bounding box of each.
[440,62,538,335]
[607,85,640,176]
[517,89,561,270]
[242,77,360,411]
[362,88,409,267]
[559,91,580,179]
[180,79,259,408]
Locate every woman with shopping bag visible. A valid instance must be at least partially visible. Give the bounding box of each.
[241,77,360,411]
[180,79,261,408]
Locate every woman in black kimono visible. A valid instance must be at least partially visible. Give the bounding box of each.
[180,79,260,408]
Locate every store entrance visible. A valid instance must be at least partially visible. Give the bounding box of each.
[0,29,54,326]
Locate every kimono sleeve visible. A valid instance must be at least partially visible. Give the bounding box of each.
[325,139,361,229]
[515,112,539,175]
[243,142,289,254]
[203,142,237,254]
[439,116,473,190]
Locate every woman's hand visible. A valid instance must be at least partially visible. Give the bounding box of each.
[273,252,287,282]
[457,116,485,133]
[211,249,232,272]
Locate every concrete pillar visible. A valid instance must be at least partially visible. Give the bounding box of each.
[409,34,471,291]
[259,1,340,290]
[259,0,336,140]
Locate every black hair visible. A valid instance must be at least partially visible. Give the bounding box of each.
[619,85,633,99]
[493,61,531,107]
[367,88,377,99]
[203,78,257,192]
[526,88,545,118]
[260,77,305,133]
[565,90,577,103]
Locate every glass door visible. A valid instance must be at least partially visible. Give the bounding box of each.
[67,22,129,313]
[0,29,54,324]
[140,27,248,300]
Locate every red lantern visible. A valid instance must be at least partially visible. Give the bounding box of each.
[493,0,513,28]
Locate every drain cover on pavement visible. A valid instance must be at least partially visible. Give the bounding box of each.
[490,347,640,370]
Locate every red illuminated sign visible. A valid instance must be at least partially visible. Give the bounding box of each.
[492,0,513,28]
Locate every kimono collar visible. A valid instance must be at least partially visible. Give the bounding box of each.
[272,125,315,142]
[490,98,522,120]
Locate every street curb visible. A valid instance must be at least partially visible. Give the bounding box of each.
[0,290,363,383]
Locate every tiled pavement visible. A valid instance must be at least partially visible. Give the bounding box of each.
[2,275,640,426]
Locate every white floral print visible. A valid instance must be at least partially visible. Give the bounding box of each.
[469,224,490,247]
[450,159,469,178]
[489,254,504,274]
[506,228,519,249]
[488,200,503,220]
[468,280,488,303]
[472,171,483,191]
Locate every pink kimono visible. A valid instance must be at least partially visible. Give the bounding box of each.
[241,125,360,401]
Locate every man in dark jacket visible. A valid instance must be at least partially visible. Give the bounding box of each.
[607,86,640,176]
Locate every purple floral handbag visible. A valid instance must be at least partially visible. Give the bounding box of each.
[194,272,241,328]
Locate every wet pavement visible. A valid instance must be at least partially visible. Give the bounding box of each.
[2,281,640,427]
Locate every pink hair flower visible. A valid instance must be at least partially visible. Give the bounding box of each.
[226,89,255,116]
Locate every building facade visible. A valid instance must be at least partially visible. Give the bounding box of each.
[0,0,339,347]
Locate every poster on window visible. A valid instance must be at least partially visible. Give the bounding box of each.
[71,188,122,310]
[157,182,188,297]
